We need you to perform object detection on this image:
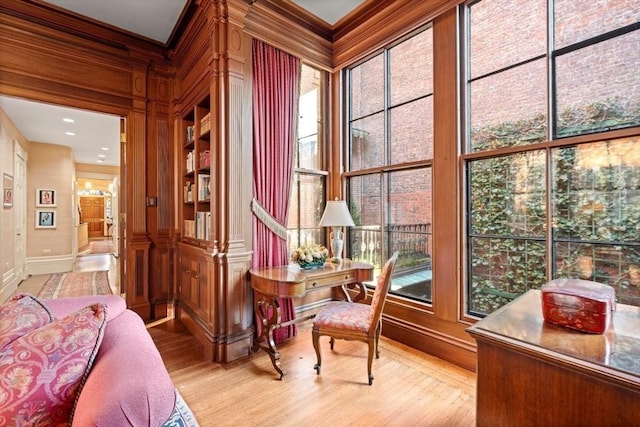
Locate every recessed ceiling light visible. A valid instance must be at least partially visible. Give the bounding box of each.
[101,147,109,151]
[65,131,75,136]
[98,154,106,159]
[97,159,104,163]
[63,118,74,123]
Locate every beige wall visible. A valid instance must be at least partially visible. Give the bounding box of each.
[27,141,75,258]
[0,108,28,300]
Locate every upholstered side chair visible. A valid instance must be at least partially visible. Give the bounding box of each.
[312,252,399,385]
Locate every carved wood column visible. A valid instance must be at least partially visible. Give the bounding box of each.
[213,0,254,361]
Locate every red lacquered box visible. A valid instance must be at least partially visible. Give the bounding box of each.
[541,279,616,334]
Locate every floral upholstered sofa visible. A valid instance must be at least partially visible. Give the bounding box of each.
[0,293,198,426]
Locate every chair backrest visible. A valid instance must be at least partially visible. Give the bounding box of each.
[367,252,399,330]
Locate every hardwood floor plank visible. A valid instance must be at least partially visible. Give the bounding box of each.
[13,255,476,426]
[149,320,477,427]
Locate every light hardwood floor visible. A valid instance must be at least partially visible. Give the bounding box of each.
[149,319,477,427]
[16,249,477,426]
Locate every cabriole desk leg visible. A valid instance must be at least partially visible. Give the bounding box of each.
[254,292,286,379]
[254,292,316,380]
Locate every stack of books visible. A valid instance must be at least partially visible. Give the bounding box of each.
[200,112,211,135]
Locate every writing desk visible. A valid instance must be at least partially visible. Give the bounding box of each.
[467,290,640,426]
[249,260,374,379]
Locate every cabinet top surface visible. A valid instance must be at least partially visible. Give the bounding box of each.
[468,290,640,378]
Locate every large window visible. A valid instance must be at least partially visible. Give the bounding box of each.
[465,0,640,316]
[346,27,434,302]
[287,64,327,252]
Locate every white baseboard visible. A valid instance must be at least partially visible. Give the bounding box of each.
[1,269,19,303]
[26,255,74,276]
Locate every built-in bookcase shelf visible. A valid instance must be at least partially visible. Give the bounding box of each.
[181,94,212,241]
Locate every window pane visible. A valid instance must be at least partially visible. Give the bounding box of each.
[552,138,640,243]
[287,174,325,252]
[289,63,326,255]
[469,59,547,151]
[554,0,640,49]
[551,139,640,302]
[390,97,433,163]
[350,112,385,170]
[470,151,546,237]
[390,27,433,106]
[555,31,640,138]
[350,54,384,119]
[469,0,546,79]
[554,242,640,306]
[297,135,320,170]
[387,168,432,302]
[349,174,382,267]
[469,237,546,315]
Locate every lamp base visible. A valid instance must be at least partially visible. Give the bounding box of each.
[330,227,343,263]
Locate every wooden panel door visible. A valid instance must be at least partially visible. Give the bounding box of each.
[80,197,105,237]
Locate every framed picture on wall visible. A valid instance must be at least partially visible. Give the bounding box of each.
[35,210,56,228]
[3,173,13,208]
[36,188,56,207]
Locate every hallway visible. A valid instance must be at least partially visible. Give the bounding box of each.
[13,239,120,297]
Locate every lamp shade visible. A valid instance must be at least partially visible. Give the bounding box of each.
[319,200,355,227]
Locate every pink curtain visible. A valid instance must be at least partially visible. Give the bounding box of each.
[252,39,300,343]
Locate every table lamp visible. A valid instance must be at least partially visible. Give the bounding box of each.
[319,199,355,263]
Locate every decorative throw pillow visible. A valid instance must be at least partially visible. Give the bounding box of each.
[0,303,107,426]
[0,293,53,350]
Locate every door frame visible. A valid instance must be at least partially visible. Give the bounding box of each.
[14,140,27,281]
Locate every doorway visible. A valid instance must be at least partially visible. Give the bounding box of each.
[80,196,105,238]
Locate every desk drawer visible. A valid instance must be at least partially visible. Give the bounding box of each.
[306,271,357,291]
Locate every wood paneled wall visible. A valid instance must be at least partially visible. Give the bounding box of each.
[0,0,173,320]
[2,0,478,370]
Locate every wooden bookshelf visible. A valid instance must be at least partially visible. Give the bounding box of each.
[181,95,212,241]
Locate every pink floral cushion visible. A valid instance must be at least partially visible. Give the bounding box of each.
[0,303,107,426]
[313,301,371,332]
[0,294,53,350]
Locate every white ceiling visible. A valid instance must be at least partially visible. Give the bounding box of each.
[0,95,121,167]
[1,0,366,167]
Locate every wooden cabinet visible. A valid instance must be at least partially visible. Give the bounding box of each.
[178,244,213,327]
[467,290,640,427]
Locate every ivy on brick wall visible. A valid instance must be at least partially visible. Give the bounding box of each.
[469,98,640,315]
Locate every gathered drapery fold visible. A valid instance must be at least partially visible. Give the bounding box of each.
[252,39,300,343]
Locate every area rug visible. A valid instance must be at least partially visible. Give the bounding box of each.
[38,270,112,299]
[79,239,114,256]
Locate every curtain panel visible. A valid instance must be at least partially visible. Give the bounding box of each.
[252,39,300,343]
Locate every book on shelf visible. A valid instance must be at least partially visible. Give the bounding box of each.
[183,220,196,238]
[195,211,211,240]
[186,125,195,143]
[199,150,210,169]
[186,150,195,173]
[197,174,211,201]
[200,112,211,135]
[183,181,193,203]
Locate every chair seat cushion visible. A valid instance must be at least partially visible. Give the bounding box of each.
[313,301,371,332]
